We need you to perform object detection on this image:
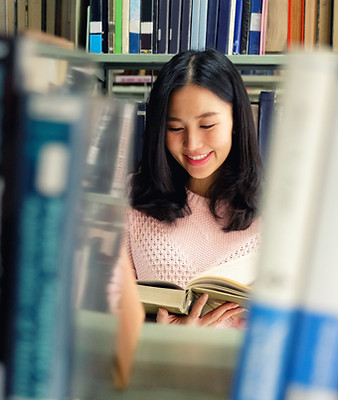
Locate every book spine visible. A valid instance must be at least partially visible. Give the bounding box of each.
[303,0,318,50]
[114,0,123,53]
[216,0,231,53]
[198,0,208,50]
[227,0,237,54]
[122,0,130,53]
[257,90,275,165]
[180,0,193,51]
[287,0,305,50]
[3,92,85,400]
[134,101,146,170]
[259,0,268,54]
[107,0,115,52]
[285,80,338,399]
[265,0,288,53]
[248,0,263,54]
[168,0,182,53]
[205,0,220,49]
[240,0,252,53]
[89,0,103,53]
[152,0,159,53]
[157,0,170,53]
[233,0,244,54]
[232,52,338,400]
[190,0,201,50]
[317,0,333,47]
[140,0,154,53]
[129,0,141,53]
[101,0,109,53]
[333,0,338,51]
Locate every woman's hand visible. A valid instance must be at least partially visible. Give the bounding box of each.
[156,293,246,328]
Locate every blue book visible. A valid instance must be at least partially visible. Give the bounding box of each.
[190,0,200,50]
[152,0,159,53]
[89,0,103,53]
[157,0,170,53]
[248,0,262,54]
[258,91,275,165]
[198,0,208,50]
[2,92,85,400]
[129,0,141,53]
[216,0,231,53]
[233,0,244,54]
[205,0,219,49]
[168,0,182,53]
[180,0,193,51]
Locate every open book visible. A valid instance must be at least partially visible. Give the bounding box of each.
[136,251,258,316]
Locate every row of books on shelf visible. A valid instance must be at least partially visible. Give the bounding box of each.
[88,0,338,56]
[0,35,135,399]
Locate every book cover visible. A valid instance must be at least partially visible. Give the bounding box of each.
[180,0,193,51]
[198,0,209,50]
[205,0,220,49]
[2,92,86,400]
[285,78,338,400]
[89,0,103,53]
[114,0,123,53]
[232,52,338,400]
[190,0,201,50]
[248,0,263,54]
[303,0,317,50]
[168,0,182,53]
[265,0,288,53]
[287,0,304,50]
[137,252,258,316]
[240,0,252,53]
[157,0,170,53]
[122,0,130,53]
[233,0,244,54]
[216,0,232,53]
[129,0,141,53]
[140,0,154,53]
[257,91,275,165]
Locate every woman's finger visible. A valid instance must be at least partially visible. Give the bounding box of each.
[188,293,209,320]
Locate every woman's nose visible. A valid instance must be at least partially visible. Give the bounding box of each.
[183,129,203,151]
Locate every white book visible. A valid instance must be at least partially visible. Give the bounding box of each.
[198,0,208,50]
[122,0,130,53]
[227,0,237,54]
[232,52,338,400]
[285,66,338,400]
[190,0,200,50]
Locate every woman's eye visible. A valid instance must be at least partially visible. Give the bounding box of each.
[168,126,183,132]
[201,124,215,129]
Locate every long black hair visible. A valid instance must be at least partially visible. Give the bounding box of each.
[131,48,263,231]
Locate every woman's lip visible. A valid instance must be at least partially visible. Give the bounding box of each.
[183,151,213,166]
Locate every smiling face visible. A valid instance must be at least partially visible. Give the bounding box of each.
[166,84,233,196]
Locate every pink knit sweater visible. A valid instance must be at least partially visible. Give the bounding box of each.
[107,190,261,326]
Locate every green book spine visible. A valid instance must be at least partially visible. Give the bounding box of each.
[115,0,123,53]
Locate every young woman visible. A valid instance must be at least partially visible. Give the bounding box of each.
[108,48,263,329]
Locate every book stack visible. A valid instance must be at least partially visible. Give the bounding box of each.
[231,51,338,400]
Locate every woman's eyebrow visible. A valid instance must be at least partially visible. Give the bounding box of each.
[167,112,220,122]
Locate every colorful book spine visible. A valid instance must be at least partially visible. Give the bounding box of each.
[122,0,130,53]
[180,0,193,51]
[114,0,123,53]
[248,0,263,54]
[205,0,220,49]
[190,0,201,50]
[168,0,182,53]
[198,0,208,50]
[3,92,85,400]
[89,0,103,53]
[140,0,154,53]
[129,0,141,53]
[232,52,338,400]
[233,0,244,54]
